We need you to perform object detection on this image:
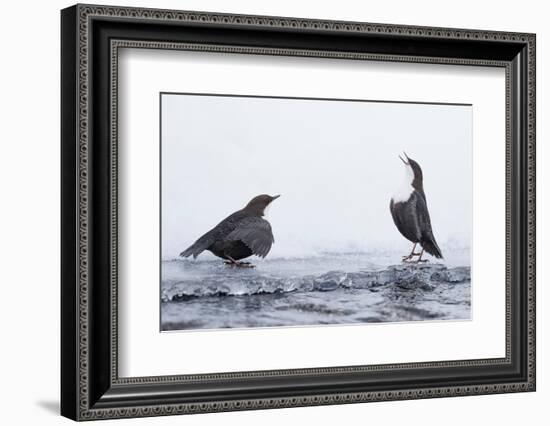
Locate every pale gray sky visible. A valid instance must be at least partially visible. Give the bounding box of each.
[161,93,472,260]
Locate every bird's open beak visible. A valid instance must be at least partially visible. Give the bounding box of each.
[271,194,281,201]
[399,151,409,165]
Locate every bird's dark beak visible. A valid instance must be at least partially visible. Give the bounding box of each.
[398,153,408,165]
[271,194,281,201]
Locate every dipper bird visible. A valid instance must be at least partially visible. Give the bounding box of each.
[390,152,443,263]
[179,194,280,267]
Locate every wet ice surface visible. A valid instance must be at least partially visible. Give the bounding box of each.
[161,251,471,331]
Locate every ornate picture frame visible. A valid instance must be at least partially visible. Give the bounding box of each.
[61,4,535,421]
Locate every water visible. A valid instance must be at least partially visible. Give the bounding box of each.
[161,251,471,331]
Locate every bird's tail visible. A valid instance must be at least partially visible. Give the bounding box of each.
[422,238,443,259]
[179,242,205,259]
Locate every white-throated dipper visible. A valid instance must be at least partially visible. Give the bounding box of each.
[179,194,280,267]
[389,152,443,263]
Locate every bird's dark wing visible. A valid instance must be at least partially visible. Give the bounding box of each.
[414,192,443,258]
[180,211,246,259]
[390,198,421,243]
[413,192,433,234]
[225,217,274,258]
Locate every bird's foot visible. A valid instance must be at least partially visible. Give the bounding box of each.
[224,261,255,268]
[402,252,423,262]
[235,262,255,268]
[236,261,255,268]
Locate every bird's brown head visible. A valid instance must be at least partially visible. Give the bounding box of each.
[398,152,424,192]
[244,194,281,216]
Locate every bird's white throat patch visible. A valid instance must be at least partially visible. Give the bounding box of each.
[391,163,414,203]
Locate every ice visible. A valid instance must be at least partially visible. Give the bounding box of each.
[160,251,471,331]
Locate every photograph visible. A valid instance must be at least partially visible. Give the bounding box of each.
[160,93,473,331]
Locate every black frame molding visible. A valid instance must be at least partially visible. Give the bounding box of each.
[61,4,536,421]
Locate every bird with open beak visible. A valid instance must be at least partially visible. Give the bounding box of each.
[390,152,443,263]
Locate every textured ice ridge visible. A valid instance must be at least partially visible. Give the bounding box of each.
[162,263,470,302]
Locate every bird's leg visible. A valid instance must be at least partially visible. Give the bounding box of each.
[414,248,428,263]
[224,255,255,268]
[402,243,418,262]
[223,255,239,266]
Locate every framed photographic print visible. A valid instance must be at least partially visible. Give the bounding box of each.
[61,4,536,421]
